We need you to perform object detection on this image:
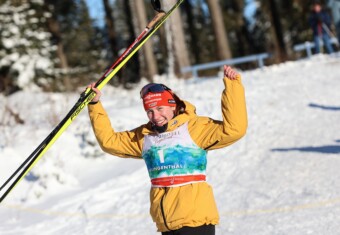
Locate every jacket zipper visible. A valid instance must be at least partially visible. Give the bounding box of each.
[204,140,219,150]
[160,188,172,231]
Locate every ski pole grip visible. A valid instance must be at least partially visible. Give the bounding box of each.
[147,12,166,29]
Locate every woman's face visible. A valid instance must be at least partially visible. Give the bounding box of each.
[146,106,176,127]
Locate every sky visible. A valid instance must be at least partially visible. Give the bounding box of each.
[1,53,340,234]
[85,0,105,27]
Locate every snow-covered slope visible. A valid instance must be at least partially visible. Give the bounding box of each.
[1,54,340,235]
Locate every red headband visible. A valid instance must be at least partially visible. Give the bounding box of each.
[142,91,176,110]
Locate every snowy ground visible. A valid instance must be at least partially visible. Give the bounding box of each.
[1,54,340,235]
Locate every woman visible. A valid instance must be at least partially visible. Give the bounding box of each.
[87,65,247,234]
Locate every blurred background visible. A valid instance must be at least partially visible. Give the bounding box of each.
[1,0,340,93]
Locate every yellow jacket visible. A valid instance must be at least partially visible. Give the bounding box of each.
[88,76,247,232]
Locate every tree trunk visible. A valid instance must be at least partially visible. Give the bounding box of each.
[43,0,71,91]
[103,0,118,59]
[268,0,288,62]
[120,0,140,86]
[232,0,248,56]
[130,0,158,81]
[165,0,191,78]
[183,0,200,64]
[206,0,232,60]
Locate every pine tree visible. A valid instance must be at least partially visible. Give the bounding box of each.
[0,0,57,94]
[50,0,106,89]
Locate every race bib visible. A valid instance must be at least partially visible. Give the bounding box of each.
[142,122,207,187]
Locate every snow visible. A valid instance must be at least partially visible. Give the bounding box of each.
[1,54,340,234]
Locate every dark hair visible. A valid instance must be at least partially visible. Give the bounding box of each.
[312,0,321,5]
[172,93,186,115]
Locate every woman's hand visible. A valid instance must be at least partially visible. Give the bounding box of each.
[224,65,239,80]
[87,82,102,103]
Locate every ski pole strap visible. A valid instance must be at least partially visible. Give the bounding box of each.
[147,12,166,29]
[151,174,206,187]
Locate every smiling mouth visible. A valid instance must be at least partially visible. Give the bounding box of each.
[155,120,166,126]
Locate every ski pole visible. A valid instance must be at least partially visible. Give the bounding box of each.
[0,0,184,203]
[322,23,339,45]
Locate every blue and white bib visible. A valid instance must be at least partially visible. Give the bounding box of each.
[142,122,207,187]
